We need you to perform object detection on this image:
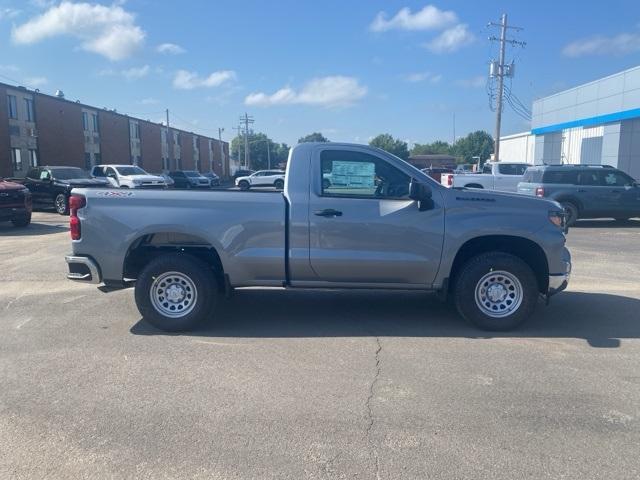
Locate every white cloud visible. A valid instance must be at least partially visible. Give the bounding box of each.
[404,72,442,84]
[456,75,486,88]
[370,5,457,32]
[157,42,185,55]
[0,7,21,20]
[173,69,236,89]
[424,24,475,53]
[11,1,145,61]
[24,76,48,87]
[99,65,150,80]
[245,76,367,108]
[138,97,159,105]
[562,32,640,57]
[121,65,150,80]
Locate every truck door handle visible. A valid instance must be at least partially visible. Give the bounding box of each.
[314,209,343,217]
[577,189,586,193]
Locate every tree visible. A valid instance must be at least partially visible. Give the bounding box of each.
[451,130,494,165]
[231,132,290,171]
[298,132,329,143]
[368,133,409,160]
[411,140,452,156]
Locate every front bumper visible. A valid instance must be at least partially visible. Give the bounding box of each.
[65,255,102,284]
[548,256,571,296]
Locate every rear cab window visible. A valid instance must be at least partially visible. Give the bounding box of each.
[522,169,543,183]
[498,164,529,175]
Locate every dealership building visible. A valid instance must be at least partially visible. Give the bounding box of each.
[0,81,231,179]
[500,65,640,179]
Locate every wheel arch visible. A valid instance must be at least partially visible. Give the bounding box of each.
[552,194,583,212]
[123,231,226,292]
[464,183,484,189]
[449,235,549,294]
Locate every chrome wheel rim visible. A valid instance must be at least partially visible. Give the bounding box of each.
[150,271,197,318]
[474,270,523,318]
[55,196,66,213]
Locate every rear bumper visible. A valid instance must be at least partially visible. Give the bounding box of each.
[0,206,30,221]
[65,255,102,284]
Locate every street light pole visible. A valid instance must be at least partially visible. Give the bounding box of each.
[218,127,225,176]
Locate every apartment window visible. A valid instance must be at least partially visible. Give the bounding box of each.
[162,158,169,170]
[94,153,101,165]
[7,95,17,119]
[82,112,89,131]
[11,148,22,171]
[84,153,92,170]
[25,98,35,122]
[92,113,99,133]
[29,149,38,167]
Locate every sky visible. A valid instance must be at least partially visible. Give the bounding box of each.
[1,0,640,147]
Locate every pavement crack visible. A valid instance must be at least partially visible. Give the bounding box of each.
[365,336,382,480]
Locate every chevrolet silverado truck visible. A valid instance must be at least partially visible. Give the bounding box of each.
[441,162,531,192]
[65,143,571,332]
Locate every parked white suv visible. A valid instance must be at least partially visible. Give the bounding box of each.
[235,170,285,190]
[91,165,166,189]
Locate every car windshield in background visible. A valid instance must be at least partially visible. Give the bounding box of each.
[116,166,147,176]
[184,171,201,177]
[51,168,90,180]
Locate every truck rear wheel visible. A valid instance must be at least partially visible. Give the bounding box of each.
[134,253,217,332]
[453,252,538,331]
[274,179,284,190]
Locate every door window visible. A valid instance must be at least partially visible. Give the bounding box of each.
[39,170,50,180]
[482,164,492,174]
[92,167,106,177]
[578,171,599,186]
[320,150,410,199]
[105,167,117,178]
[26,168,39,179]
[598,170,634,187]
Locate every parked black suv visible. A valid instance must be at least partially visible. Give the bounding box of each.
[517,164,639,225]
[16,166,109,215]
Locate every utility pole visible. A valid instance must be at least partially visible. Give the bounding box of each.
[165,108,172,170]
[452,112,456,145]
[239,113,254,169]
[488,13,525,162]
[232,124,243,169]
[267,141,271,169]
[218,127,225,176]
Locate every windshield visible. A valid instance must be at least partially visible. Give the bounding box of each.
[183,171,201,177]
[51,168,91,180]
[116,166,147,176]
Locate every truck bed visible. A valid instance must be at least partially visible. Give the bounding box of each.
[71,188,287,286]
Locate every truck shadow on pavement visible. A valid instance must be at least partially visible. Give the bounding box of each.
[130,290,640,348]
[0,221,67,236]
[571,219,640,228]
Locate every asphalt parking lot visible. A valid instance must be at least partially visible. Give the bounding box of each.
[1,213,640,479]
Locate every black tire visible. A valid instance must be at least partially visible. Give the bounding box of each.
[12,214,31,227]
[238,180,250,191]
[453,252,538,331]
[465,183,484,189]
[134,253,218,332]
[561,202,578,226]
[274,179,284,190]
[121,185,130,189]
[54,193,69,215]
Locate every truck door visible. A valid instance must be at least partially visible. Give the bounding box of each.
[105,167,119,187]
[576,170,609,215]
[494,164,527,192]
[598,170,640,218]
[307,146,445,286]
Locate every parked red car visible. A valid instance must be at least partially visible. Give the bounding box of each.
[0,178,32,227]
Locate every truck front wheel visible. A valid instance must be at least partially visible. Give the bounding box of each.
[134,253,218,332]
[453,252,538,331]
[238,180,250,191]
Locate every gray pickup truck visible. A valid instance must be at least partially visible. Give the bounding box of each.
[65,143,571,332]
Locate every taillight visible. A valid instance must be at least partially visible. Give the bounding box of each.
[69,195,86,240]
[535,186,545,197]
[447,175,453,187]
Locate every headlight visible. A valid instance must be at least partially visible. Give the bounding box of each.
[549,210,566,230]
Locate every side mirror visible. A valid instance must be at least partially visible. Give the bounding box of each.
[409,180,434,211]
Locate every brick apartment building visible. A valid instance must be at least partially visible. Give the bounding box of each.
[0,81,230,179]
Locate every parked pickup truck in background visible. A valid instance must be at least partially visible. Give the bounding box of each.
[91,165,166,189]
[13,166,109,215]
[441,162,531,192]
[65,143,570,332]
